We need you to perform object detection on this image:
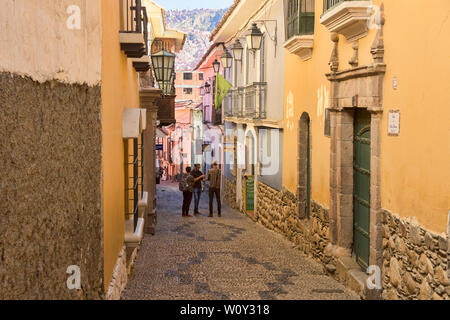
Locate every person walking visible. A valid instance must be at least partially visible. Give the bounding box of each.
[204,161,221,217]
[180,167,194,217]
[191,164,203,215]
[180,167,204,217]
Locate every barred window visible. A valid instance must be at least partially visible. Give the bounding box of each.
[125,134,143,231]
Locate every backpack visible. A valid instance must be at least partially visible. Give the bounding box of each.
[179,174,188,192]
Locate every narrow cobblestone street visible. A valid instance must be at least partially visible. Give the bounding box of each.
[122,182,359,300]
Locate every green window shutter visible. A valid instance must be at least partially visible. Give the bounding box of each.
[286,0,315,39]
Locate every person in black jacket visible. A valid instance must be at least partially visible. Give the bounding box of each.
[191,164,203,215]
[181,167,204,217]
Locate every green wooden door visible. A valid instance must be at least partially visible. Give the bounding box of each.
[245,176,255,213]
[306,120,311,218]
[353,109,371,270]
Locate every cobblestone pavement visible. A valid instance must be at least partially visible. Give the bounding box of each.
[122,182,359,300]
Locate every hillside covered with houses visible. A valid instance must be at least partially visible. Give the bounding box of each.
[166,8,227,70]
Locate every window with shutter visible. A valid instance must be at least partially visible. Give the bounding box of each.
[286,0,315,40]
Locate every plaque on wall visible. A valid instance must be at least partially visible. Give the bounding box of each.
[388,110,400,136]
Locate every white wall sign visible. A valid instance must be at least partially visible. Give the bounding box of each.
[388,110,400,136]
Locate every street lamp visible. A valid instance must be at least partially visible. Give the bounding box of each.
[204,82,211,94]
[221,50,233,69]
[246,23,263,51]
[231,40,243,61]
[212,59,220,73]
[157,71,175,95]
[151,50,175,95]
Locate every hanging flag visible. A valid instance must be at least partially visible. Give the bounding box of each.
[214,73,232,111]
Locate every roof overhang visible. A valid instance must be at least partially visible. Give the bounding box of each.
[210,0,265,46]
[144,0,186,52]
[195,43,224,71]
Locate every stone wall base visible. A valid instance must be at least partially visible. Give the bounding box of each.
[257,182,333,267]
[382,210,449,300]
[126,246,139,275]
[105,246,128,300]
[223,176,238,210]
[226,180,450,300]
[145,208,157,235]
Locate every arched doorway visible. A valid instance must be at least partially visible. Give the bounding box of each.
[298,112,311,219]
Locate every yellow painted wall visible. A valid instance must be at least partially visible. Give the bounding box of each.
[101,0,140,290]
[283,0,450,233]
[380,0,450,234]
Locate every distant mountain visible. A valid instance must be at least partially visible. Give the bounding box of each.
[166,8,227,71]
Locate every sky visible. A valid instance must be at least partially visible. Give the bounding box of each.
[155,0,233,10]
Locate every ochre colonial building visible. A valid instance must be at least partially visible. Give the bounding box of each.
[0,0,184,299]
[216,0,450,299]
[278,0,450,300]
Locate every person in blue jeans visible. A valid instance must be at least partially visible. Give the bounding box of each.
[191,164,203,215]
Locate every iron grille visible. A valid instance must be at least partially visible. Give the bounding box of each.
[244,83,267,119]
[126,134,144,231]
[323,0,359,13]
[121,0,149,55]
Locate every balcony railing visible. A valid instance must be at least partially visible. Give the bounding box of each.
[244,83,267,119]
[156,95,176,126]
[286,0,315,40]
[224,91,233,117]
[212,106,222,125]
[226,83,267,119]
[231,87,244,118]
[323,0,359,13]
[120,0,149,58]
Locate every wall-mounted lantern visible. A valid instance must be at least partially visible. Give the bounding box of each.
[151,50,175,95]
[204,82,211,94]
[212,59,221,73]
[246,23,263,51]
[231,40,243,61]
[221,50,233,69]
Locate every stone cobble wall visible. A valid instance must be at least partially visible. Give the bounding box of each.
[0,73,104,299]
[105,246,127,300]
[223,177,237,210]
[382,210,449,300]
[256,182,334,270]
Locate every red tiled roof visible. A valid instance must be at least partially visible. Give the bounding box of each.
[209,0,241,42]
[194,43,219,71]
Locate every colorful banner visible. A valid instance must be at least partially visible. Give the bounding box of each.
[214,73,232,110]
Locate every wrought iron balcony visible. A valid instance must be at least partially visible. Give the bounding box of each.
[120,0,149,59]
[224,91,233,117]
[156,94,176,126]
[231,87,244,118]
[244,83,267,119]
[323,0,359,12]
[226,83,267,120]
[212,106,222,125]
